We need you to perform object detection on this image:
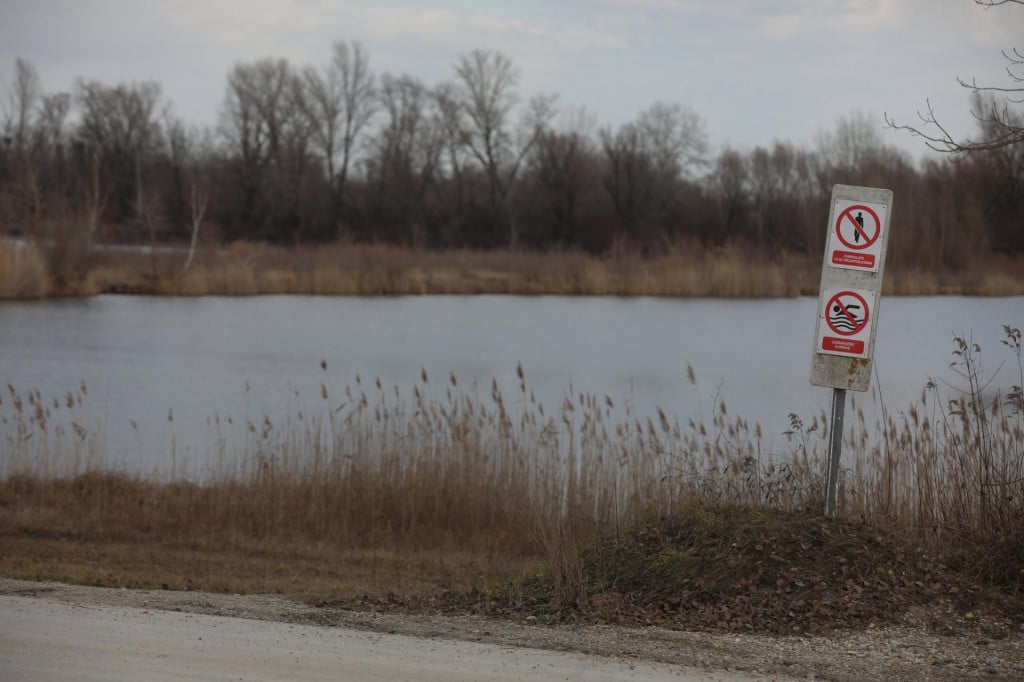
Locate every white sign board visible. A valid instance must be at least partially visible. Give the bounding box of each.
[810,185,892,391]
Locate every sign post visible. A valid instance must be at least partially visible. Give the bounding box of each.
[811,185,893,516]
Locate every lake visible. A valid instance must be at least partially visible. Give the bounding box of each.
[1,295,1021,476]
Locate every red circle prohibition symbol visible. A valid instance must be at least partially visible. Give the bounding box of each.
[825,291,869,337]
[835,205,881,250]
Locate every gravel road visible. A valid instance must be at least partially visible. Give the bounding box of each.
[1,578,1022,681]
[0,589,772,681]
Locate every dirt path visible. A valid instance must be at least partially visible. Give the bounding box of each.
[1,578,1021,681]
[0,591,767,681]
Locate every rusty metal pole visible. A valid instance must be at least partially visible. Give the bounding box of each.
[825,388,846,517]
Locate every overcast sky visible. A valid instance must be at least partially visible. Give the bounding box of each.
[1,0,1021,162]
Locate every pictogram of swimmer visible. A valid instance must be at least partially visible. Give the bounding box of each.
[829,301,862,331]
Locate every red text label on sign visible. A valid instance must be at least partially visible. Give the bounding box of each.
[831,250,875,268]
[822,337,865,354]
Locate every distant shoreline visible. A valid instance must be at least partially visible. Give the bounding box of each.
[2,239,1023,299]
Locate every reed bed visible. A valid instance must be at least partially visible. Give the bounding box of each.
[134,242,817,298]
[2,326,1022,592]
[3,238,1023,298]
[0,241,48,299]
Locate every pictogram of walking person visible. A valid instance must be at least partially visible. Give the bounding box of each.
[854,211,864,243]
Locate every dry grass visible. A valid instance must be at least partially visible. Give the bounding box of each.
[0,241,48,299]
[1,328,1023,601]
[4,238,1022,298]
[0,533,513,595]
[883,256,1024,296]
[149,243,811,297]
[1,369,656,593]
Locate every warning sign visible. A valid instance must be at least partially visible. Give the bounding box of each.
[827,199,886,272]
[811,184,891,391]
[817,287,875,358]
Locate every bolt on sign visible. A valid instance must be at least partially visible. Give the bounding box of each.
[811,185,893,391]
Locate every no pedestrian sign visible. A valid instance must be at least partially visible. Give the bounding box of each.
[827,199,887,272]
[817,286,875,358]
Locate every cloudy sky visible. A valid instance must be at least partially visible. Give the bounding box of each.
[1,0,1021,160]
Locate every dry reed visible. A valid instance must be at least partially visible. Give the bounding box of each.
[2,327,1023,591]
[5,238,1023,298]
[0,241,48,299]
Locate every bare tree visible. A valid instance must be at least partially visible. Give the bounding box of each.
[76,79,165,225]
[220,58,311,239]
[300,40,375,232]
[708,149,748,237]
[34,93,71,152]
[221,59,293,168]
[816,111,884,170]
[601,102,708,243]
[0,59,44,224]
[885,0,1023,152]
[636,102,707,179]
[600,122,651,239]
[453,49,555,244]
[430,82,470,235]
[166,118,214,270]
[454,49,518,213]
[527,107,600,246]
[367,73,442,243]
[24,92,72,220]
[2,58,41,152]
[81,146,109,252]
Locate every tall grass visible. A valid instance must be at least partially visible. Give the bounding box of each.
[0,241,47,299]
[2,327,1023,588]
[139,242,816,298]
[3,237,1022,298]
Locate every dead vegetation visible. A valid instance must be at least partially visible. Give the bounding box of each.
[418,502,1021,635]
[0,327,1022,633]
[2,239,1023,299]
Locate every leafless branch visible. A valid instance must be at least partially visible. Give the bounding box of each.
[886,1,1023,153]
[975,0,1024,7]
[885,97,1024,153]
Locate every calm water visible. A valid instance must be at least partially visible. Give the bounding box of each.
[1,295,1021,474]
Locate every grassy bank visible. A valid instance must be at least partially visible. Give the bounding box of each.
[2,239,1023,299]
[2,329,1022,629]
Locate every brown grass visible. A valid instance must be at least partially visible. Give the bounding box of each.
[145,243,811,297]
[0,533,513,595]
[1,328,1022,600]
[0,241,48,299]
[4,238,1022,298]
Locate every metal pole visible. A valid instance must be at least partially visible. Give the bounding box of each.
[825,388,846,517]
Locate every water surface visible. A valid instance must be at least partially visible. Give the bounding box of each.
[1,295,1020,474]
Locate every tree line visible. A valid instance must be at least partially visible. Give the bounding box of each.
[0,44,1021,272]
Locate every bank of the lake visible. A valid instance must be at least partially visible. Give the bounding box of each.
[3,240,1023,299]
